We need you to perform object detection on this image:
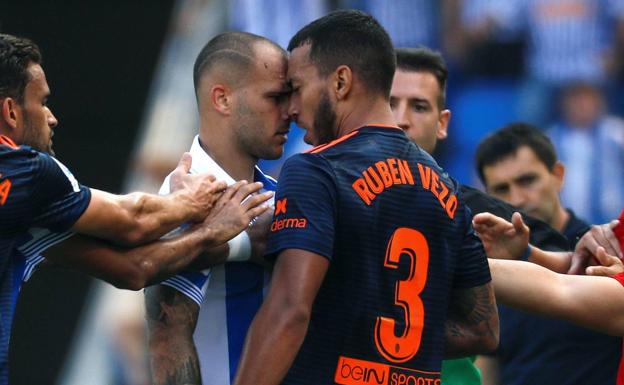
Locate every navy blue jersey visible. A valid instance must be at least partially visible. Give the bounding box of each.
[266,126,491,385]
[0,136,90,385]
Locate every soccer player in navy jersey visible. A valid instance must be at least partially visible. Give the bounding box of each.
[233,10,498,385]
[0,33,272,385]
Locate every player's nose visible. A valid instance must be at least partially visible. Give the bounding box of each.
[392,102,409,130]
[508,186,526,208]
[47,108,58,129]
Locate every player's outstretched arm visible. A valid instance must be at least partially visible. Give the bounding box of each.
[233,249,329,385]
[44,181,273,290]
[145,285,201,385]
[490,258,624,336]
[444,282,499,358]
[71,153,227,246]
[473,212,572,273]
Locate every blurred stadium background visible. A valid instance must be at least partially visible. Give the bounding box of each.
[2,0,623,384]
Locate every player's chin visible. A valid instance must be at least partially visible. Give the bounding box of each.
[262,144,284,160]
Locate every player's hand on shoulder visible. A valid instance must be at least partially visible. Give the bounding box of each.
[201,180,273,246]
[473,211,530,260]
[569,220,622,275]
[170,152,227,221]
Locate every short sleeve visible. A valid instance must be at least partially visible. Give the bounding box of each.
[160,269,211,305]
[453,205,492,289]
[31,154,91,231]
[265,153,337,261]
[0,150,90,234]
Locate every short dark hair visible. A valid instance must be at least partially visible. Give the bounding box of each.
[0,34,42,103]
[193,31,285,94]
[287,9,396,99]
[395,47,448,109]
[475,123,558,184]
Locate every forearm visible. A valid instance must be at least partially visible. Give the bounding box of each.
[490,258,624,335]
[45,225,217,290]
[145,285,202,385]
[444,283,499,358]
[116,191,201,244]
[234,302,309,385]
[73,189,203,247]
[527,246,572,273]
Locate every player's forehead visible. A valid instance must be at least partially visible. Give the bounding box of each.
[485,147,545,181]
[391,70,439,100]
[248,43,288,87]
[287,44,317,82]
[25,63,50,96]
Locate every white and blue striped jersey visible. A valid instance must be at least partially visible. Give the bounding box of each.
[158,135,276,384]
[0,136,91,385]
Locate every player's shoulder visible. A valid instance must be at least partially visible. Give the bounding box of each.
[282,151,332,174]
[0,139,63,183]
[0,136,39,164]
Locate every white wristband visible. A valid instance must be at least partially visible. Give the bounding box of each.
[227,231,252,262]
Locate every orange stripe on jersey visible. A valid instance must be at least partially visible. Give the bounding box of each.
[0,135,18,149]
[358,124,402,131]
[307,130,360,154]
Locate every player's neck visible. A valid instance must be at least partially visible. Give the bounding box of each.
[198,130,256,182]
[551,205,570,233]
[336,97,397,137]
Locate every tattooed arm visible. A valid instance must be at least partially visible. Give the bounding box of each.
[145,285,202,385]
[444,282,499,358]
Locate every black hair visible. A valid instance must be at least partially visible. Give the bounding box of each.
[0,34,42,103]
[287,9,396,99]
[395,47,448,109]
[475,122,558,184]
[193,31,285,94]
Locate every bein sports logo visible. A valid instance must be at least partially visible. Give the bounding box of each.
[335,356,440,385]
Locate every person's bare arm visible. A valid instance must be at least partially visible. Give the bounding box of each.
[233,249,329,385]
[145,285,201,385]
[444,282,499,358]
[72,153,227,246]
[45,181,273,290]
[489,258,624,336]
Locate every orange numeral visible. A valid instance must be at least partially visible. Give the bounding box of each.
[374,227,429,363]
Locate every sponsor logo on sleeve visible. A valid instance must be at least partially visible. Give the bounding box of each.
[275,198,287,215]
[270,197,307,232]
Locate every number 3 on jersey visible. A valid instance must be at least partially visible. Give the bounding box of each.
[374,227,429,363]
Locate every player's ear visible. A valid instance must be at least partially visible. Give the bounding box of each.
[552,161,565,191]
[0,97,21,131]
[211,84,233,116]
[437,109,451,141]
[333,65,352,100]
